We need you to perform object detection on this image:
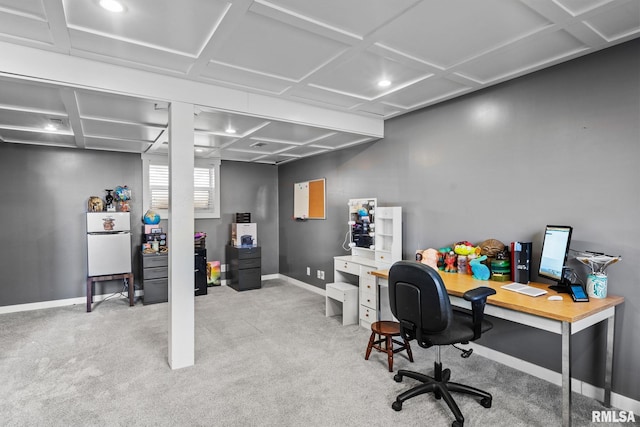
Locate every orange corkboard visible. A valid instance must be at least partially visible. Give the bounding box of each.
[294,178,325,219]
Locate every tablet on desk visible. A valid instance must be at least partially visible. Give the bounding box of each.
[501,282,548,297]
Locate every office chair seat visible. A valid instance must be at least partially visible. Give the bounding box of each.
[388,261,497,427]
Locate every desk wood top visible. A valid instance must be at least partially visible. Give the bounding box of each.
[370,268,624,323]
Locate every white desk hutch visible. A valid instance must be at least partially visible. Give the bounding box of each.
[328,198,402,328]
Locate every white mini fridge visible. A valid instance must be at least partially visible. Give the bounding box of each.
[86,212,132,277]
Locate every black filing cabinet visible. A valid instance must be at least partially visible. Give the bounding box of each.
[142,253,168,305]
[194,248,207,296]
[226,246,261,291]
[142,250,207,303]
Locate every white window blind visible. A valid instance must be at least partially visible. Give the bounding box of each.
[148,163,217,214]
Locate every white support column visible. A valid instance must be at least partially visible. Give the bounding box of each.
[168,101,195,369]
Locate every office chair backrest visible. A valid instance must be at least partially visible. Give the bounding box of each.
[389,261,453,343]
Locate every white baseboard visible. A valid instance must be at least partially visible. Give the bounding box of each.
[467,342,640,414]
[278,274,325,296]
[0,290,143,315]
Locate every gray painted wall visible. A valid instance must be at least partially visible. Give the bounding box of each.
[0,147,279,306]
[278,39,640,401]
[0,145,143,304]
[196,160,279,275]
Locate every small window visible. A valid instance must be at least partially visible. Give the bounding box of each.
[143,154,220,219]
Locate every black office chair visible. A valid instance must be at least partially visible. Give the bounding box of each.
[388,261,497,427]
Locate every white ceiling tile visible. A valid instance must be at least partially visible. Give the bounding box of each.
[213,11,348,80]
[0,78,67,113]
[278,145,329,157]
[76,91,167,125]
[222,150,266,162]
[456,29,587,83]
[201,61,293,94]
[0,0,47,19]
[377,77,470,110]
[85,136,151,153]
[309,133,373,150]
[308,50,431,100]
[354,103,403,118]
[63,0,229,56]
[68,29,194,73]
[229,138,296,154]
[582,1,640,41]
[0,13,52,45]
[0,129,76,147]
[375,0,551,68]
[252,121,332,143]
[0,109,68,131]
[82,118,163,142]
[288,86,364,109]
[257,0,421,37]
[194,110,269,135]
[554,0,613,16]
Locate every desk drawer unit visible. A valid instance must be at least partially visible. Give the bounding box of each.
[226,246,262,291]
[359,267,377,327]
[359,305,377,330]
[142,253,168,305]
[335,259,360,276]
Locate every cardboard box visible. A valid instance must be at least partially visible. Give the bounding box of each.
[231,223,257,247]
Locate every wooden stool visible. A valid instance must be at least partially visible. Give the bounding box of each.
[365,321,413,372]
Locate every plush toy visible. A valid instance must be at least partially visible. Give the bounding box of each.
[421,248,439,270]
[470,255,490,280]
[454,241,478,256]
[479,239,505,258]
[444,251,458,273]
[88,196,104,212]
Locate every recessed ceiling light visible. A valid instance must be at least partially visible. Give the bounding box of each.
[195,148,204,153]
[99,0,125,13]
[44,124,57,131]
[378,79,391,88]
[225,127,236,134]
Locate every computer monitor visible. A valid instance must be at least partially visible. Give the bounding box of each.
[538,225,573,292]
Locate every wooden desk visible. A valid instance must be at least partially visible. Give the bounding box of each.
[371,268,624,427]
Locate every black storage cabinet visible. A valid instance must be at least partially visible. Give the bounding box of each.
[142,253,168,304]
[226,246,261,291]
[194,248,207,296]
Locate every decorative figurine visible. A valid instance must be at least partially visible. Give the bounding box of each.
[88,196,104,212]
[444,251,458,273]
[470,255,491,280]
[105,189,115,212]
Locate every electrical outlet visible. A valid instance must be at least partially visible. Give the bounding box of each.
[306,267,311,276]
[317,270,325,280]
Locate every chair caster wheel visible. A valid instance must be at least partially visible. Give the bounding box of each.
[393,374,403,382]
[480,397,492,408]
[452,421,463,427]
[392,401,403,411]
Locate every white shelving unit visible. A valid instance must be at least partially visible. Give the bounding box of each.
[373,206,402,269]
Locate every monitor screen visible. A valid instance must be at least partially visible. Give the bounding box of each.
[538,225,573,283]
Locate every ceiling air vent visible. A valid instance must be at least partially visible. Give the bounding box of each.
[250,141,267,148]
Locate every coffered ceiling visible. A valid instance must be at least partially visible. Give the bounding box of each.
[1,0,639,163]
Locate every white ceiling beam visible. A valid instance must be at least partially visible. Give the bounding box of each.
[0,41,384,139]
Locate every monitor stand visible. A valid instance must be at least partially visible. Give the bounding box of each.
[549,280,571,293]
